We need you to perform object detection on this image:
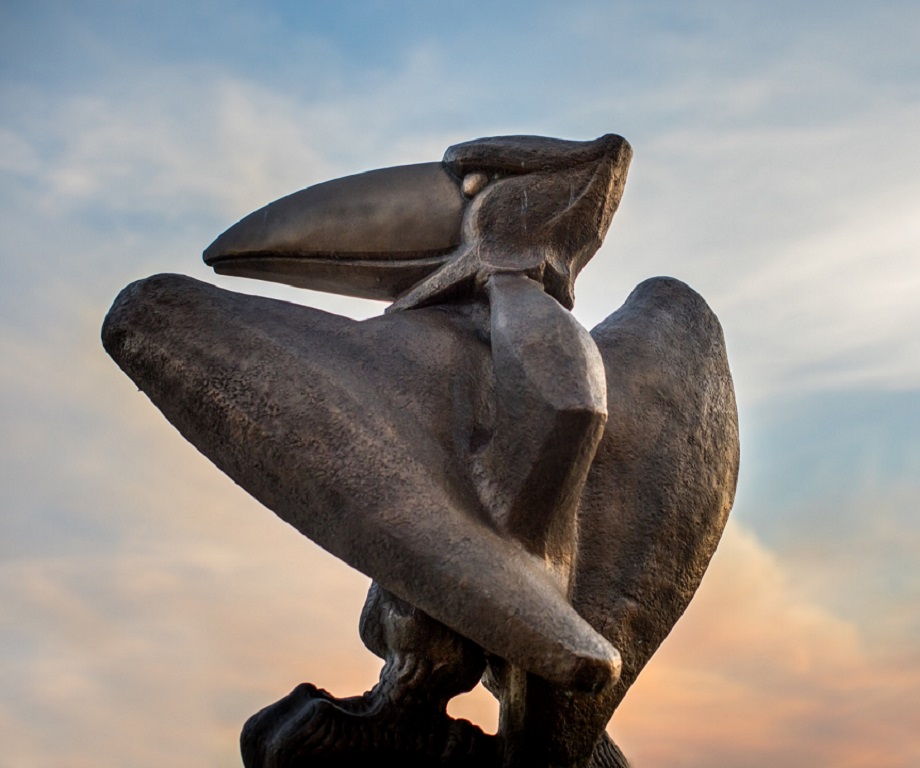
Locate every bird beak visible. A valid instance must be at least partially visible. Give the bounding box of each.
[203,162,465,301]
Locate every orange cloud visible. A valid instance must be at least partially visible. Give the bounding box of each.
[4,317,917,767]
[610,524,920,767]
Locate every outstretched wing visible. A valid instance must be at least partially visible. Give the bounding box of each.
[102,273,620,694]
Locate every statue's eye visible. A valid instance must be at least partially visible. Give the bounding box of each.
[462,172,490,198]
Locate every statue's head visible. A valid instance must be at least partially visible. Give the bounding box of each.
[204,133,631,310]
[444,134,631,308]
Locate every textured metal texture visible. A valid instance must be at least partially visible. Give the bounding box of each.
[102,134,739,768]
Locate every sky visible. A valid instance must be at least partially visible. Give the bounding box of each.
[1,1,918,766]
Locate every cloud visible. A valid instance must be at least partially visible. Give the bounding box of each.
[5,483,917,767]
[612,524,920,767]
[0,45,482,331]
[7,45,918,405]
[0,429,381,767]
[0,550,377,768]
[4,0,918,407]
[2,3,918,765]
[573,98,920,402]
[733,389,920,652]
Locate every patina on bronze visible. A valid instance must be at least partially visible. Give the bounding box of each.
[102,134,739,768]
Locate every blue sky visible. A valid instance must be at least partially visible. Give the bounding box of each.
[2,2,919,766]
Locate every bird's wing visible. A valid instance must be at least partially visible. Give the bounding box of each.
[102,273,620,693]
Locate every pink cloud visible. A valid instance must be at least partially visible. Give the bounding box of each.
[611,525,920,767]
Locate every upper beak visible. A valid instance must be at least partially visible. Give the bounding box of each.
[203,162,465,301]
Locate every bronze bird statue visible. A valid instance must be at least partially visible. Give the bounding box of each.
[102,134,739,768]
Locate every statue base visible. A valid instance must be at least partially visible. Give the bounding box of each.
[240,682,631,768]
[240,682,496,768]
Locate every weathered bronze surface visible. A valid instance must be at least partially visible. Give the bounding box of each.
[102,134,739,767]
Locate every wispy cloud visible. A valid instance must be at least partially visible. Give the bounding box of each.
[2,2,918,766]
[6,46,917,400]
[0,549,375,767]
[575,99,920,401]
[613,524,920,767]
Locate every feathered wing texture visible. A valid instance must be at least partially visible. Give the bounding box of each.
[101,274,621,694]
